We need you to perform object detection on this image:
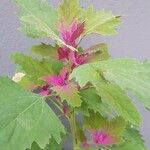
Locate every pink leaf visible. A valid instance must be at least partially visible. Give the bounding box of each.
[71,21,85,42]
[57,20,85,65]
[41,68,68,86]
[59,20,85,47]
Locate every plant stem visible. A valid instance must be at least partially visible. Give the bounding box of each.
[69,111,79,150]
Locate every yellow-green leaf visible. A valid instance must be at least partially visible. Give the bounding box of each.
[11,53,63,84]
[31,43,58,58]
[58,0,81,26]
[52,83,82,107]
[81,6,120,35]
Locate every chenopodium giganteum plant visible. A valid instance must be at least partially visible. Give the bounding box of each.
[0,0,150,150]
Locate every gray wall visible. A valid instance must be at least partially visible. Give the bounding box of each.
[0,0,150,148]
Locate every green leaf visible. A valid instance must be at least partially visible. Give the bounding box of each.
[86,43,110,62]
[0,77,65,150]
[31,43,58,58]
[94,59,150,110]
[11,53,63,84]
[29,139,61,150]
[124,127,146,149]
[70,59,150,110]
[20,24,45,38]
[143,60,150,68]
[13,66,35,90]
[52,83,82,107]
[84,112,126,144]
[17,75,35,90]
[70,63,100,87]
[95,82,141,126]
[85,111,126,134]
[58,0,81,26]
[112,142,145,150]
[16,0,58,37]
[58,0,120,36]
[15,0,77,51]
[84,111,107,129]
[107,117,126,136]
[81,6,120,35]
[112,127,147,150]
[28,142,43,150]
[75,102,90,116]
[80,88,114,117]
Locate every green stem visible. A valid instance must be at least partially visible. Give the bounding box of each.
[69,111,79,150]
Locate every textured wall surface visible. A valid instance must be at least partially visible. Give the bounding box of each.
[0,0,150,148]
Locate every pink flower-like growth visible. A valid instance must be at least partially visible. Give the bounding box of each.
[92,130,117,145]
[57,20,87,67]
[41,68,68,87]
[59,21,85,47]
[58,20,101,68]
[58,20,107,69]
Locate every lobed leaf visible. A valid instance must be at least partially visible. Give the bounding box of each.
[52,83,82,107]
[80,88,114,117]
[11,53,63,84]
[0,77,65,150]
[16,0,58,37]
[81,6,120,35]
[29,139,61,150]
[31,43,58,58]
[58,0,120,36]
[112,142,144,150]
[70,63,100,87]
[58,0,81,26]
[70,59,150,110]
[84,112,126,144]
[124,127,146,149]
[17,75,36,90]
[93,59,150,110]
[95,82,141,126]
[85,112,126,135]
[112,127,147,150]
[15,0,77,51]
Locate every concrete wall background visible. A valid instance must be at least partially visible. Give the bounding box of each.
[0,0,150,148]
